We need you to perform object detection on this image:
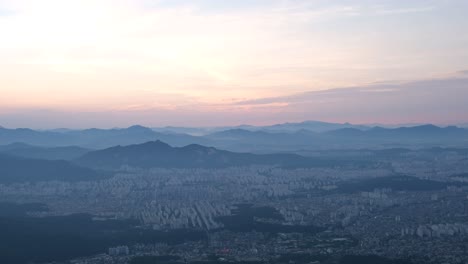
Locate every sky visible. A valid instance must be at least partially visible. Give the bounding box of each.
[1,0,468,128]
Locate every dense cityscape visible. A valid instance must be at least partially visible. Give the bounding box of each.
[1,137,467,264]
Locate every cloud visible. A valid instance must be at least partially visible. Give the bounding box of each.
[1,74,468,128]
[374,6,435,15]
[232,74,468,125]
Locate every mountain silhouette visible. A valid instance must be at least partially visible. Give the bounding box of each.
[76,140,312,170]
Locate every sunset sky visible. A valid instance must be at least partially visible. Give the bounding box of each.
[1,0,468,128]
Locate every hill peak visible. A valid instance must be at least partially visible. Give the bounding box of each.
[131,140,172,149]
[126,125,153,132]
[76,140,310,170]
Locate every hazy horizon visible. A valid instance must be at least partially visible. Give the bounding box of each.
[0,119,467,130]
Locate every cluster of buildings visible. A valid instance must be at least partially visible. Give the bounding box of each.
[1,148,468,264]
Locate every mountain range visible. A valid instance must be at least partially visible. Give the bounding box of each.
[0,125,206,149]
[75,140,312,170]
[203,125,468,152]
[2,136,466,184]
[1,122,468,152]
[152,120,371,135]
[0,139,378,183]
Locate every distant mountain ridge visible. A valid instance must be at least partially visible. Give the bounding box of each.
[75,140,312,170]
[152,120,370,135]
[0,125,206,149]
[1,123,468,151]
[325,124,468,138]
[260,120,370,133]
[203,124,468,151]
